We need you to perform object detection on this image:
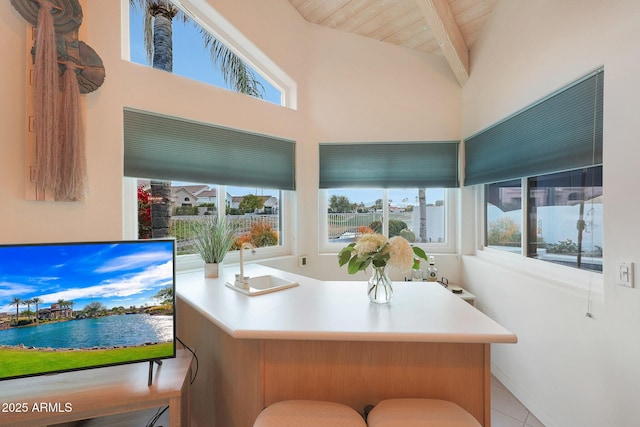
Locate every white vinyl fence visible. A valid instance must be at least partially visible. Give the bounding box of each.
[171,215,279,254]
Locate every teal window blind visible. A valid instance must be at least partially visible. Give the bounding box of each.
[464,68,604,186]
[319,141,459,188]
[123,109,296,190]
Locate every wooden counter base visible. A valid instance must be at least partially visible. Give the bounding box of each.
[264,340,490,424]
[178,298,490,427]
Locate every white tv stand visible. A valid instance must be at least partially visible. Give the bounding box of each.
[0,349,192,427]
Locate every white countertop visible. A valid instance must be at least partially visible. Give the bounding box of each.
[176,264,517,344]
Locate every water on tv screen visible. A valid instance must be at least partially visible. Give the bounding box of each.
[0,239,176,381]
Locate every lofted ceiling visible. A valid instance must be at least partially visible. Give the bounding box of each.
[287,0,498,86]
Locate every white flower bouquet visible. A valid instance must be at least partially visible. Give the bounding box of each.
[338,232,428,274]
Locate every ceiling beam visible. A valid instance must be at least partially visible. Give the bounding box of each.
[415,0,470,86]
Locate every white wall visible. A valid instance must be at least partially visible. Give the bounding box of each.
[461,0,640,425]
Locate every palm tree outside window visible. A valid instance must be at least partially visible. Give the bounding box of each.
[129,0,269,237]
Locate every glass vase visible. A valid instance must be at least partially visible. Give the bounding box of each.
[368,266,393,304]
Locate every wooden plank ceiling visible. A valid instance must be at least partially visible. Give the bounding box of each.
[287,0,497,86]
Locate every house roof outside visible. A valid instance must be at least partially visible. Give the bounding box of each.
[172,185,210,196]
[196,190,217,198]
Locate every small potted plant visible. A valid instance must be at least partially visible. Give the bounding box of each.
[191,216,237,278]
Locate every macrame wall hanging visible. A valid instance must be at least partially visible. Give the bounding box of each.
[11,0,105,201]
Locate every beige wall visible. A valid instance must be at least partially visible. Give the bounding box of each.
[1,1,123,243]
[461,0,640,426]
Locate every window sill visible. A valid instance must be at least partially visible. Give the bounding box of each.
[176,247,290,273]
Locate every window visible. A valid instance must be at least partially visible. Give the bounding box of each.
[389,188,446,244]
[326,189,383,243]
[485,180,522,254]
[123,110,295,267]
[321,188,453,252]
[467,69,604,273]
[527,166,602,271]
[128,0,283,106]
[318,141,459,253]
[484,166,602,271]
[136,180,283,256]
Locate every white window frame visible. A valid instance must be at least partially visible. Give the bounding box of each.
[319,188,457,254]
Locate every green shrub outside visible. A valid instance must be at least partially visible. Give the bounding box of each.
[369,219,408,237]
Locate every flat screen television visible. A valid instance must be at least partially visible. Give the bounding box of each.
[0,239,176,382]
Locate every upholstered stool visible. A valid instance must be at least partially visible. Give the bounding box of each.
[366,398,481,427]
[253,400,367,427]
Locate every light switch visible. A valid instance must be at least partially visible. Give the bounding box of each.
[617,261,634,288]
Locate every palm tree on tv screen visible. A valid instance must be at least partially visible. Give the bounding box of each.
[24,298,34,320]
[32,297,42,324]
[129,0,265,238]
[10,297,22,325]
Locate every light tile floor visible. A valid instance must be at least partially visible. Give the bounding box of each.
[492,375,545,427]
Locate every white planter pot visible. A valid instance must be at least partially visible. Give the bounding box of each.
[204,262,222,278]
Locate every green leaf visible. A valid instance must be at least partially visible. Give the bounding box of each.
[372,258,386,268]
[348,256,363,274]
[337,244,356,267]
[338,250,352,267]
[412,246,428,261]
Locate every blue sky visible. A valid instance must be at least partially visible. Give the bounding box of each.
[128,4,281,105]
[0,241,174,313]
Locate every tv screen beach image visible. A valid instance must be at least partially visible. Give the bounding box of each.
[0,240,176,381]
